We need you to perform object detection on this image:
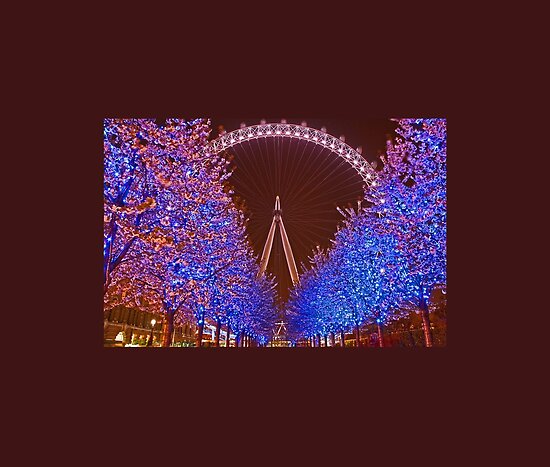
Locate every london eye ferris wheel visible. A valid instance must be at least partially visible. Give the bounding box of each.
[205,118,397,304]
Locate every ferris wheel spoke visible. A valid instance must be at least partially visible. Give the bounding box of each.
[295,146,358,202]
[288,140,307,201]
[231,149,262,202]
[262,135,273,193]
[297,173,363,210]
[230,145,269,206]
[243,139,270,198]
[283,139,322,207]
[287,145,346,204]
[283,138,309,202]
[262,138,275,197]
[279,139,310,207]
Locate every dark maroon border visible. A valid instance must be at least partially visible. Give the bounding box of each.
[38,27,504,462]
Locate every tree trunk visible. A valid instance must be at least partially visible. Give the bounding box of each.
[406,324,416,347]
[196,322,204,348]
[324,335,328,347]
[340,330,345,347]
[162,312,174,347]
[226,325,231,348]
[377,323,384,348]
[330,332,335,347]
[214,319,221,347]
[103,218,117,295]
[103,174,144,295]
[355,324,361,348]
[420,298,433,347]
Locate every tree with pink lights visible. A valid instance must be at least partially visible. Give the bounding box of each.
[104,118,278,347]
[103,118,212,295]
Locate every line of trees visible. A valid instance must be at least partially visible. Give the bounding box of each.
[287,119,447,347]
[103,118,278,347]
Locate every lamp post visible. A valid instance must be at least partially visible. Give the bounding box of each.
[147,319,156,347]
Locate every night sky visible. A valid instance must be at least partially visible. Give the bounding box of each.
[208,118,398,305]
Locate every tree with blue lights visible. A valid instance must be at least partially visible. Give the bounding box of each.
[334,208,411,346]
[225,269,278,347]
[104,118,279,347]
[190,237,278,347]
[287,119,446,348]
[287,255,325,345]
[288,208,407,347]
[287,241,356,347]
[365,118,446,346]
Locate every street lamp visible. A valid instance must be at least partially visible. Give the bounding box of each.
[147,319,156,347]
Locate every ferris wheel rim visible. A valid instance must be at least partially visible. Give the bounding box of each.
[203,123,377,185]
